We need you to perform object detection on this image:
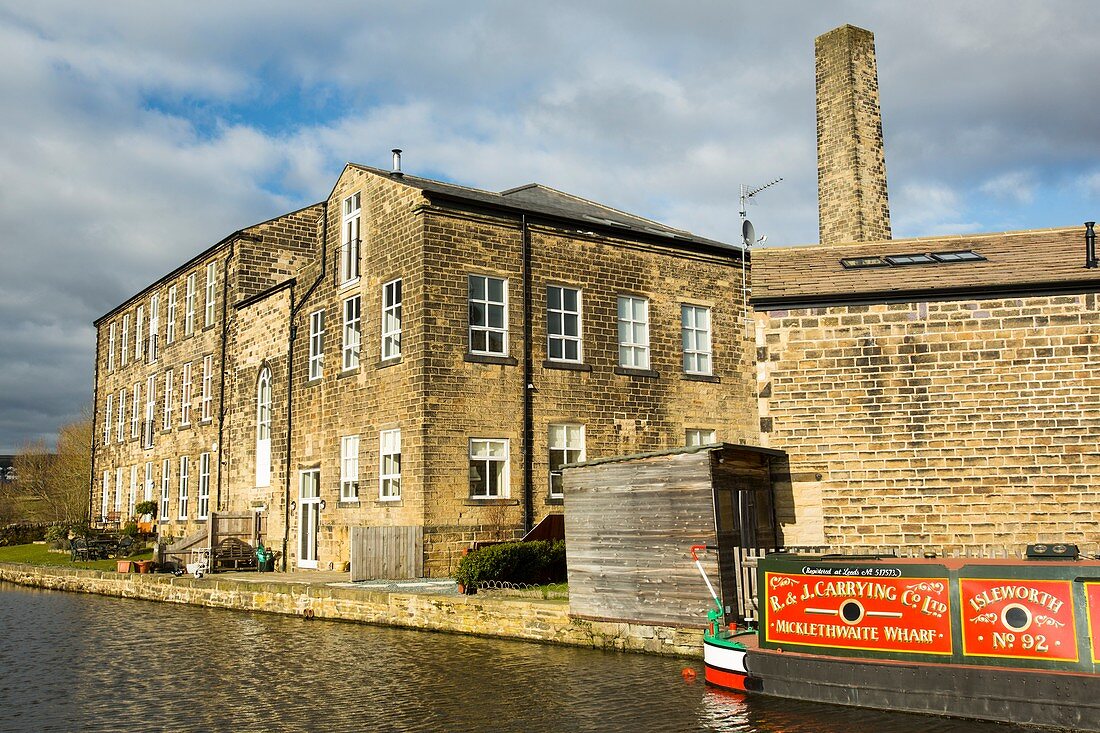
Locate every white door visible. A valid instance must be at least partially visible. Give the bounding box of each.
[298,470,320,569]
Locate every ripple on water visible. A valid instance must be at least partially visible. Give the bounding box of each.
[0,583,1035,733]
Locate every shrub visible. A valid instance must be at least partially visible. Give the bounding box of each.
[453,540,566,587]
[0,522,50,547]
[134,500,158,518]
[43,521,92,550]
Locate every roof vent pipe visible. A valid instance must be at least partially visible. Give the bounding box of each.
[1086,221,1097,269]
[391,148,403,177]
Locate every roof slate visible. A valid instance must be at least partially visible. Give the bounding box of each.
[349,164,740,255]
[751,226,1100,306]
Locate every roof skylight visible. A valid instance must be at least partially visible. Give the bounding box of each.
[839,250,986,269]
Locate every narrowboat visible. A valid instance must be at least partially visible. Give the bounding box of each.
[696,545,1100,731]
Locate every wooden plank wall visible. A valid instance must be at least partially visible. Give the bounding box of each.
[563,451,720,627]
[350,525,424,581]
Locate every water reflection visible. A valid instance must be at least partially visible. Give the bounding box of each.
[0,584,1031,733]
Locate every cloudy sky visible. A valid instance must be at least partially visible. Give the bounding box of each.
[1,1,1098,452]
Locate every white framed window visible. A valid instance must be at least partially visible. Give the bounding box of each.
[101,471,110,520]
[107,322,116,372]
[135,305,144,362]
[163,369,174,430]
[144,461,154,502]
[342,296,361,371]
[115,467,123,513]
[160,458,171,521]
[468,275,507,355]
[166,285,177,344]
[308,309,324,380]
[178,456,189,519]
[469,438,508,498]
[617,296,650,369]
[340,435,360,501]
[184,273,196,336]
[380,429,401,499]
[686,428,717,446]
[201,354,213,421]
[681,305,712,375]
[180,362,192,426]
[547,285,582,362]
[128,465,138,516]
[198,452,210,519]
[548,424,585,498]
[382,278,402,360]
[256,367,272,487]
[104,394,113,445]
[131,382,141,439]
[116,388,125,443]
[144,374,155,449]
[341,192,361,285]
[121,314,129,367]
[206,261,217,327]
[148,294,159,363]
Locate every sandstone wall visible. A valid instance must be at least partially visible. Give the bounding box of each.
[757,294,1100,554]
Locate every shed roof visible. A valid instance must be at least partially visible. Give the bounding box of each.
[562,442,786,470]
[751,225,1100,308]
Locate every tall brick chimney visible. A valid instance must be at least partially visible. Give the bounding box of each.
[816,24,891,244]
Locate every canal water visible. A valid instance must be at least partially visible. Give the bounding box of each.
[0,583,1035,733]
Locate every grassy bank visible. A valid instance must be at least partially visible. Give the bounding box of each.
[0,543,152,573]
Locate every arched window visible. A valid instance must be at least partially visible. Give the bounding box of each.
[256,366,272,487]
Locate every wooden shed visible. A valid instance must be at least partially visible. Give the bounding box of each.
[562,443,786,628]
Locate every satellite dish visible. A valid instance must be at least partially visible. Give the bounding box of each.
[742,219,756,248]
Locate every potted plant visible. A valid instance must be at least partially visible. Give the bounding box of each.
[134,500,158,534]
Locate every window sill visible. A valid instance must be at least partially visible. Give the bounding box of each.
[203,324,216,333]
[337,368,359,380]
[338,277,361,292]
[682,373,721,383]
[179,423,192,431]
[376,498,402,506]
[194,518,207,524]
[199,419,213,427]
[304,377,322,388]
[464,498,518,506]
[336,500,360,508]
[613,366,660,379]
[464,353,518,366]
[546,496,564,506]
[377,356,402,369]
[542,360,592,372]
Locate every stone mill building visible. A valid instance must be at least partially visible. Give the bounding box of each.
[91,158,757,574]
[90,24,1100,574]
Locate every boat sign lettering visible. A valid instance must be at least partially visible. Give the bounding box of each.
[959,578,1078,662]
[801,565,901,578]
[764,572,953,655]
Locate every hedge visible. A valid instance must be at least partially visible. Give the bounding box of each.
[453,540,566,587]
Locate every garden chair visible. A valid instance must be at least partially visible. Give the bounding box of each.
[70,537,91,562]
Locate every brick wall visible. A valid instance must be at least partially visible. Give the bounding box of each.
[757,294,1100,555]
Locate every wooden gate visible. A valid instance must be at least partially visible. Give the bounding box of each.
[349,526,423,581]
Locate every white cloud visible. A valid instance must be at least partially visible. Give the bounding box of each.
[979,170,1036,205]
[1,0,1099,449]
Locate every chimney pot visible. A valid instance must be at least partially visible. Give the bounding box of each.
[391,149,403,176]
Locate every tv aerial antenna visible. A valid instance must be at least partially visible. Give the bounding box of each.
[737,177,782,335]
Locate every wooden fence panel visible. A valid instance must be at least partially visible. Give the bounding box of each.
[350,526,423,581]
